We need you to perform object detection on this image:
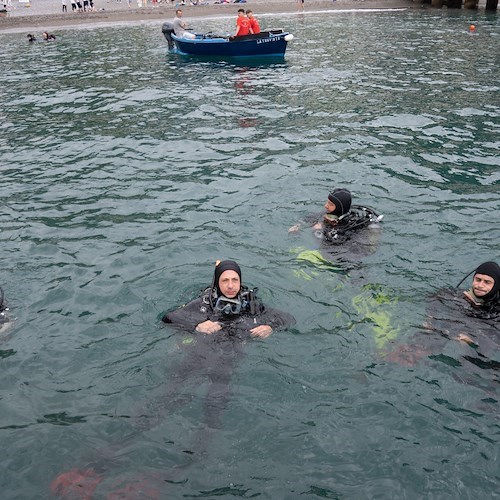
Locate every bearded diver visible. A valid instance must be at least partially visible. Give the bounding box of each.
[384,261,500,379]
[458,261,500,320]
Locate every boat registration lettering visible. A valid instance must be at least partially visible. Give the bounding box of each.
[256,37,280,44]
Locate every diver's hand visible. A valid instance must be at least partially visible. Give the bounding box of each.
[288,224,301,233]
[250,325,272,338]
[196,320,222,334]
[312,222,322,230]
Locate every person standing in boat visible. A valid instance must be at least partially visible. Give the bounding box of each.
[246,9,260,35]
[173,9,196,40]
[233,8,252,37]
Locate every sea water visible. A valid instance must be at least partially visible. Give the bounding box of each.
[0,9,499,498]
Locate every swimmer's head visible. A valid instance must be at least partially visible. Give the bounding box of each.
[213,260,242,299]
[472,261,500,302]
[326,188,352,216]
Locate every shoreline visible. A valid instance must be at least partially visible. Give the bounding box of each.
[0,0,421,33]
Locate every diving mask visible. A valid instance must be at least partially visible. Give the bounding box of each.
[214,296,242,315]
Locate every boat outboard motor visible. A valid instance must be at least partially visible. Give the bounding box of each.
[162,22,175,50]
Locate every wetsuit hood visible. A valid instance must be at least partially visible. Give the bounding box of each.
[327,189,352,216]
[213,260,242,297]
[473,261,500,303]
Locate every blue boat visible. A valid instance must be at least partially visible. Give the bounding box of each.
[162,23,294,58]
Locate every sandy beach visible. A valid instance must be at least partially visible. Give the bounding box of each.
[0,0,421,33]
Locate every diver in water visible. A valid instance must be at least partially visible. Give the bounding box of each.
[51,262,294,497]
[385,261,499,379]
[42,32,56,41]
[0,286,10,334]
[163,259,294,338]
[289,188,383,246]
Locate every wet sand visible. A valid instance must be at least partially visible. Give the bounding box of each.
[0,0,420,33]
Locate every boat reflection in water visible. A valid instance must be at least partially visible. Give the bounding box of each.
[162,23,294,58]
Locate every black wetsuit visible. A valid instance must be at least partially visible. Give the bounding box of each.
[386,288,499,397]
[152,287,294,435]
[424,288,499,376]
[306,206,380,245]
[302,205,382,262]
[162,286,295,335]
[431,288,500,322]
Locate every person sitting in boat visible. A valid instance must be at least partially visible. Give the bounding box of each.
[289,188,383,246]
[246,9,260,34]
[233,8,252,37]
[172,9,196,39]
[162,259,295,338]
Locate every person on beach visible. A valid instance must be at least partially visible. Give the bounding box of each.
[289,188,383,247]
[70,0,77,11]
[233,8,252,37]
[62,0,67,12]
[246,9,260,34]
[163,259,294,338]
[172,9,196,39]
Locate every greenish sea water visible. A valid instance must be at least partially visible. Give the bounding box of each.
[0,9,499,499]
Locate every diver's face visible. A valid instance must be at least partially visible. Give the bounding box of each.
[218,270,241,299]
[324,199,336,213]
[472,273,494,297]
